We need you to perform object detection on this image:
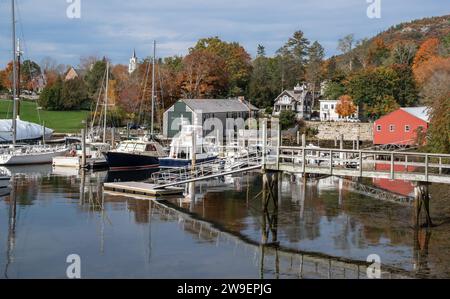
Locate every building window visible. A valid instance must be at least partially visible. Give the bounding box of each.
[324,104,328,109]
[376,125,381,132]
[389,125,395,132]
[331,105,334,109]
[405,125,410,132]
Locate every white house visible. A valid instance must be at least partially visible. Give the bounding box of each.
[273,83,312,120]
[319,99,359,122]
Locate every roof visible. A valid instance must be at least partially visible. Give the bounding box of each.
[74,68,87,77]
[319,99,338,102]
[65,67,87,78]
[400,107,430,122]
[275,89,310,103]
[181,99,259,113]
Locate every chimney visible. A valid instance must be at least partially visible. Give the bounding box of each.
[238,96,245,103]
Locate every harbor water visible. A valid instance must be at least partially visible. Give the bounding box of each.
[1,165,450,279]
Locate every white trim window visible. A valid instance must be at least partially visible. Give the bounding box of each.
[405,125,410,132]
[389,125,395,132]
[376,125,382,132]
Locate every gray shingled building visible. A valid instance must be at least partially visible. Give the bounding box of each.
[162,98,259,139]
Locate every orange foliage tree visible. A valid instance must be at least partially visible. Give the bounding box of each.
[413,55,450,86]
[179,49,228,99]
[335,95,357,117]
[412,38,440,78]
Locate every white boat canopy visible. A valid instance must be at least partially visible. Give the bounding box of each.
[0,119,54,142]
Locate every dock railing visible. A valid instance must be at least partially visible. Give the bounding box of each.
[265,146,450,184]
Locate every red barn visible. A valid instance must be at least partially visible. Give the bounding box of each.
[373,107,430,145]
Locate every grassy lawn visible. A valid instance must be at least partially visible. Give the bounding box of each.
[0,99,89,133]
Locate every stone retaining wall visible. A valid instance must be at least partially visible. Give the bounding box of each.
[306,121,373,141]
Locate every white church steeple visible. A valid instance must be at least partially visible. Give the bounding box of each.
[128,49,137,74]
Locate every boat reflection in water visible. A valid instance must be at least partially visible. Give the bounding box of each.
[1,166,449,278]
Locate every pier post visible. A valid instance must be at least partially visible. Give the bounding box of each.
[111,127,115,149]
[276,121,281,170]
[357,135,360,150]
[302,134,306,174]
[413,182,433,228]
[81,121,87,169]
[262,119,267,170]
[192,127,197,169]
[42,121,46,145]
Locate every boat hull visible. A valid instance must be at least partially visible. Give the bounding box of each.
[104,152,160,171]
[0,176,11,189]
[159,156,218,168]
[0,149,67,166]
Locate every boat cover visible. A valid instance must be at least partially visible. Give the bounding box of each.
[0,119,54,142]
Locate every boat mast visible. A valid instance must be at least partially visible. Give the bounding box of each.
[16,38,22,119]
[150,40,156,137]
[103,61,109,143]
[11,0,17,145]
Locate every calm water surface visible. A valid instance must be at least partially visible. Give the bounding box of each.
[1,165,449,279]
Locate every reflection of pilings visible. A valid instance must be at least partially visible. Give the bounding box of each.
[413,228,431,277]
[152,199,419,279]
[4,176,17,279]
[343,178,414,204]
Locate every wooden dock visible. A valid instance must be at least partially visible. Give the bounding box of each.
[103,181,184,197]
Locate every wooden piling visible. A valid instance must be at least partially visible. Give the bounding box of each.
[81,121,87,169]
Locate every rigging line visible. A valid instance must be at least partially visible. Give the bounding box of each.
[15,0,43,126]
[90,67,107,136]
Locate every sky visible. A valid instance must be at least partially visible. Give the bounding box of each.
[0,0,448,68]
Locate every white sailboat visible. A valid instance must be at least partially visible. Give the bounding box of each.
[0,0,68,166]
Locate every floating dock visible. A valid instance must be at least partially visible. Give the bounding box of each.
[53,156,108,170]
[103,181,184,197]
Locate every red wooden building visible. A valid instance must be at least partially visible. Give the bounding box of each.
[373,107,430,145]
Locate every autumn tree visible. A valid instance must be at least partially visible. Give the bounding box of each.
[192,37,252,96]
[414,55,450,86]
[179,49,228,99]
[336,95,357,118]
[367,37,390,66]
[412,38,440,78]
[419,58,450,153]
[0,70,5,92]
[1,62,13,90]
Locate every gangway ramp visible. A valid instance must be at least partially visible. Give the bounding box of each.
[104,152,263,196]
